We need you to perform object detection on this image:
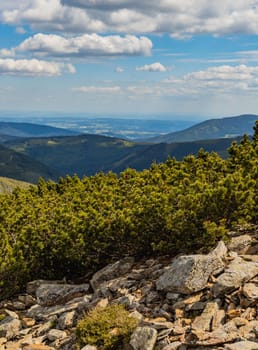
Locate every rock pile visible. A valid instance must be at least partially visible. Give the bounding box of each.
[0,232,257,350]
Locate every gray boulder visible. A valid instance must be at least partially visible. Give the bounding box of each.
[36,283,90,306]
[90,257,134,291]
[212,257,258,296]
[156,243,226,294]
[0,316,21,340]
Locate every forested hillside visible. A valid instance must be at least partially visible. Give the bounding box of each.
[0,123,258,299]
[4,134,239,179]
[0,144,60,183]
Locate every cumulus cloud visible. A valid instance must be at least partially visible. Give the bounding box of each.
[0,58,76,76]
[2,0,258,37]
[136,62,167,72]
[12,33,152,57]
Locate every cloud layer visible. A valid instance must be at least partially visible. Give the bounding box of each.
[73,64,258,98]
[2,0,258,37]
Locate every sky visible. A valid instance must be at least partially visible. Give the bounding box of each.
[1,1,258,119]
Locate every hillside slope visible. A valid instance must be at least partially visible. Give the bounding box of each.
[4,134,239,178]
[144,114,258,143]
[0,144,60,183]
[0,176,32,194]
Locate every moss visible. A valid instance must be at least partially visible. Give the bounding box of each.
[0,314,6,322]
[76,304,139,350]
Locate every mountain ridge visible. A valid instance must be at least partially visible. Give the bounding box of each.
[0,121,79,138]
[142,114,258,143]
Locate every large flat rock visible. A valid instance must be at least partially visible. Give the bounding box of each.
[156,250,225,294]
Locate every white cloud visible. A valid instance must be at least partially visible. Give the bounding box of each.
[136,62,167,72]
[12,33,152,57]
[185,65,258,82]
[115,66,124,73]
[73,64,258,98]
[0,58,76,76]
[163,64,258,95]
[2,0,258,37]
[73,86,122,93]
[0,49,16,57]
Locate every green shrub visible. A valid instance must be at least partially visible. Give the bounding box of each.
[76,304,139,349]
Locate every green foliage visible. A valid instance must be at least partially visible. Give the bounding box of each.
[0,122,258,299]
[76,304,138,349]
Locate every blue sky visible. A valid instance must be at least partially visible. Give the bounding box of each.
[1,1,258,119]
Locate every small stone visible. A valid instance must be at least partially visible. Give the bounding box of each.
[228,235,254,254]
[18,295,37,307]
[130,326,157,350]
[47,329,67,341]
[211,309,225,330]
[0,316,21,340]
[166,293,180,302]
[162,342,182,350]
[23,345,55,350]
[0,337,7,346]
[115,294,135,308]
[90,257,134,291]
[58,310,76,330]
[80,346,98,350]
[22,317,36,328]
[129,311,144,322]
[226,309,242,319]
[12,301,26,310]
[242,283,258,303]
[5,310,19,319]
[225,340,258,350]
[192,302,219,332]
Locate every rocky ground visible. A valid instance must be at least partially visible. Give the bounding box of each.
[0,230,257,350]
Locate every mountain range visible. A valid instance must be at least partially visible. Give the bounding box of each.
[0,114,256,184]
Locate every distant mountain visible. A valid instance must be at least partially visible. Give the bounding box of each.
[143,114,258,143]
[0,176,32,194]
[4,134,240,179]
[0,144,60,183]
[0,122,79,138]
